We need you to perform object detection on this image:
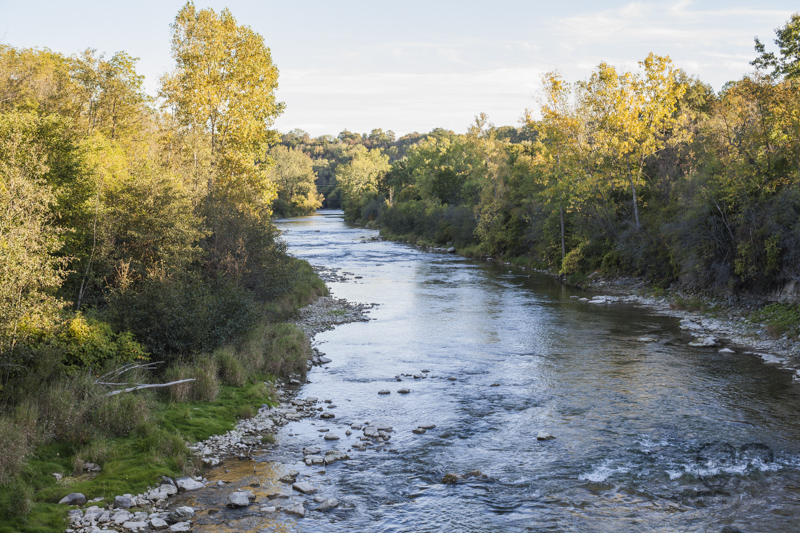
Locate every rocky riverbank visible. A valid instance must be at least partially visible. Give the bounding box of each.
[62,269,375,533]
[571,275,800,381]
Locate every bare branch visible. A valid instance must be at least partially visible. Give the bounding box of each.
[103,379,195,397]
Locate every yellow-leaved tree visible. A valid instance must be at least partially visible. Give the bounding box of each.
[160,1,284,217]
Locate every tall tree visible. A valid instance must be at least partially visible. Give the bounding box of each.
[160,1,284,213]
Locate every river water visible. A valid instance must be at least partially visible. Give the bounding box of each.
[189,210,800,532]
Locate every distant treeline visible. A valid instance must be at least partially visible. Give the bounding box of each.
[286,14,800,298]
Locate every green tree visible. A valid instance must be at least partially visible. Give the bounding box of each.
[753,12,800,79]
[335,146,390,219]
[0,112,69,383]
[266,145,323,216]
[160,1,284,213]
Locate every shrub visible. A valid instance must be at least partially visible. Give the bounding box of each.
[214,347,247,387]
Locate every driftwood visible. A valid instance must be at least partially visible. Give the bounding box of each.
[96,361,195,397]
[103,379,196,397]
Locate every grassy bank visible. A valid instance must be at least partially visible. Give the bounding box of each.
[0,259,326,532]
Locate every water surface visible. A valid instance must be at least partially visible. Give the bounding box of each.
[196,210,800,532]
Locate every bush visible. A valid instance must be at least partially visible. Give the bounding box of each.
[106,275,256,362]
[214,347,247,386]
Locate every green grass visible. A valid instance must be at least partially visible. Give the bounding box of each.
[750,303,800,339]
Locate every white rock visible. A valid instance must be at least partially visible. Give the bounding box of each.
[719,347,735,354]
[175,477,204,491]
[688,336,717,347]
[227,492,252,508]
[112,511,133,525]
[122,521,148,531]
[150,517,169,530]
[168,522,192,532]
[292,482,317,494]
[536,432,556,441]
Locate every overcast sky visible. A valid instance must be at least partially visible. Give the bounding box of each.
[0,1,796,137]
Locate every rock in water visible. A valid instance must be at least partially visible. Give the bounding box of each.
[227,491,253,508]
[316,498,339,511]
[292,482,317,494]
[536,432,556,441]
[175,477,204,491]
[688,336,717,347]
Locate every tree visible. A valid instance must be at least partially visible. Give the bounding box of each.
[335,146,390,219]
[579,54,686,230]
[160,1,284,213]
[0,112,69,382]
[753,12,800,79]
[266,145,323,216]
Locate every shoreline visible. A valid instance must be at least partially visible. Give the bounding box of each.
[64,267,374,532]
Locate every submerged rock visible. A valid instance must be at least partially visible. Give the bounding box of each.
[316,498,339,511]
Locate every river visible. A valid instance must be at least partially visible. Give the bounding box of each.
[190,210,800,532]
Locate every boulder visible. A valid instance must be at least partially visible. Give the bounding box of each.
[122,521,148,531]
[316,498,339,511]
[168,506,194,522]
[175,477,204,491]
[226,492,252,508]
[536,432,556,441]
[151,517,169,530]
[59,493,87,506]
[168,523,192,532]
[292,482,317,494]
[324,433,340,441]
[397,388,410,394]
[115,495,133,509]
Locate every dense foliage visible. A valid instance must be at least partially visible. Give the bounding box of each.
[294,16,800,301]
[0,4,328,521]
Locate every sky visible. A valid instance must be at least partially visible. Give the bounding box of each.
[0,1,796,137]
